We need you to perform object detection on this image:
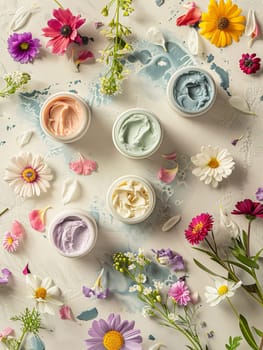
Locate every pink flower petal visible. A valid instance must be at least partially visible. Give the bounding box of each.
[249,22,261,47]
[69,155,97,175]
[22,263,31,275]
[59,305,74,320]
[158,165,179,184]
[11,220,24,239]
[161,152,177,160]
[29,206,51,232]
[0,327,14,340]
[176,6,201,26]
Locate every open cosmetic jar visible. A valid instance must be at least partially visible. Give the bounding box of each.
[107,175,156,224]
[48,209,98,258]
[112,108,163,159]
[167,66,217,117]
[40,92,91,143]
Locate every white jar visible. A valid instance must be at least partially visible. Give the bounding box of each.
[107,175,156,224]
[48,209,97,258]
[40,92,91,143]
[112,108,163,159]
[167,66,217,117]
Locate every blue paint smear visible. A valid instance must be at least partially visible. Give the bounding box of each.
[207,54,214,63]
[148,334,156,340]
[19,334,45,350]
[210,62,231,96]
[155,0,164,6]
[77,307,98,321]
[128,50,152,65]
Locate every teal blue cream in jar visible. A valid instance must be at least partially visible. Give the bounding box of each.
[112,108,163,159]
[167,67,217,117]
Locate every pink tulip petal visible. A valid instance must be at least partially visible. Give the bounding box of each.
[158,165,179,184]
[22,263,31,275]
[11,220,24,239]
[29,206,51,232]
[161,152,177,161]
[69,156,97,175]
[176,6,201,26]
[59,305,74,320]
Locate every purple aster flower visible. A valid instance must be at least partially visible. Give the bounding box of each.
[0,268,11,285]
[152,248,185,271]
[256,187,263,201]
[82,268,109,299]
[85,313,142,350]
[7,32,41,64]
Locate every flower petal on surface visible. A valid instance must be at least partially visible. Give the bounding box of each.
[157,165,179,183]
[11,220,24,239]
[161,151,177,160]
[59,305,74,320]
[29,206,50,232]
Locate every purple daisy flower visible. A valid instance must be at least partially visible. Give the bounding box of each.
[7,32,41,64]
[85,313,142,350]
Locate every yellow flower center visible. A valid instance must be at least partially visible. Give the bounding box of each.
[217,285,229,296]
[7,237,14,245]
[193,222,204,233]
[207,158,220,169]
[21,167,37,183]
[217,17,229,30]
[103,330,124,350]
[35,287,47,299]
[20,42,29,50]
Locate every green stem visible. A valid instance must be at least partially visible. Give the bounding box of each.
[15,328,27,350]
[247,219,252,257]
[205,237,217,255]
[0,208,8,216]
[53,0,64,8]
[226,297,239,319]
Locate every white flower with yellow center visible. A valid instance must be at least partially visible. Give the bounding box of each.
[4,152,53,198]
[204,278,242,306]
[191,145,235,188]
[26,274,63,314]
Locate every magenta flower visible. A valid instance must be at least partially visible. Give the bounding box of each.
[231,199,263,219]
[256,188,263,201]
[42,8,86,54]
[86,313,142,350]
[7,32,41,64]
[168,280,191,306]
[152,248,185,271]
[185,213,214,245]
[0,268,12,284]
[239,53,261,74]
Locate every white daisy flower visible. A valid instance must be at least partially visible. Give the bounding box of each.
[4,152,53,198]
[143,286,153,295]
[135,273,147,284]
[191,145,235,188]
[204,278,242,306]
[26,274,63,314]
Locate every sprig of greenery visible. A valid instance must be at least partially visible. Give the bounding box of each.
[99,0,134,95]
[225,336,242,350]
[0,72,31,98]
[113,250,206,350]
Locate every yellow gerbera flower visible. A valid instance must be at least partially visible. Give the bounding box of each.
[199,0,246,47]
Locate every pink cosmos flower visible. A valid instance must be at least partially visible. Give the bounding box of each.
[168,280,191,306]
[0,327,14,341]
[29,206,50,232]
[239,53,261,74]
[176,2,201,26]
[2,232,19,253]
[231,199,263,219]
[185,213,214,245]
[42,8,86,54]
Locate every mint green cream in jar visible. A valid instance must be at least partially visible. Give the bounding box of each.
[112,108,163,159]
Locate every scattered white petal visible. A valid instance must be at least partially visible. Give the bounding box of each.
[9,5,40,31]
[188,27,204,57]
[162,215,181,232]
[149,343,166,350]
[146,27,166,51]
[245,9,256,36]
[62,178,80,204]
[16,130,33,147]
[229,96,256,115]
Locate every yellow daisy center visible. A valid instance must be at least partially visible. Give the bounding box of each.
[217,17,229,30]
[193,222,204,233]
[103,330,124,350]
[35,287,47,299]
[217,285,229,296]
[20,42,29,50]
[207,158,220,169]
[21,167,37,183]
[7,237,14,245]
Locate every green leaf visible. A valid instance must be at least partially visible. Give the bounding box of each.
[252,326,263,337]
[224,260,253,276]
[239,314,258,350]
[193,259,226,278]
[242,230,248,250]
[193,246,217,258]
[253,247,263,262]
[225,336,242,350]
[232,250,259,269]
[242,284,258,294]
